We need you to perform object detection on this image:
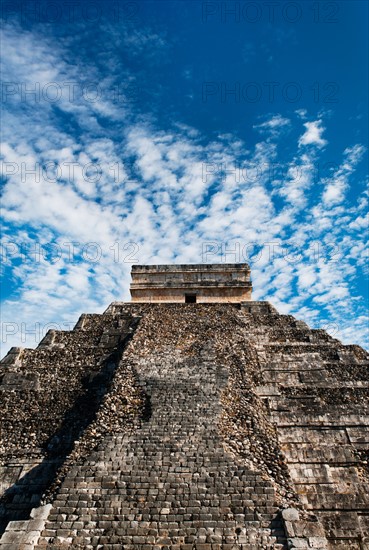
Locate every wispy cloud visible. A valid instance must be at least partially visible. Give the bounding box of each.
[322,144,366,205]
[254,114,291,135]
[1,18,368,353]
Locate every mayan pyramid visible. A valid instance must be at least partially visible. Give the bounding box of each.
[1,264,368,549]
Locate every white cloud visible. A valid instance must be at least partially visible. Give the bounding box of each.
[298,119,327,148]
[322,144,366,206]
[1,20,368,354]
[295,109,307,119]
[254,115,291,135]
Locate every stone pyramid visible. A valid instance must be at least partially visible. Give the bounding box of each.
[0,265,368,549]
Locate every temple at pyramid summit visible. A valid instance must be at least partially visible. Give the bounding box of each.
[0,263,368,549]
[130,263,252,303]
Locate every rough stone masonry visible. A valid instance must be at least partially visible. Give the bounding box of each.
[0,264,368,550]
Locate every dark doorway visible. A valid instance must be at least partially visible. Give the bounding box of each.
[185,294,197,303]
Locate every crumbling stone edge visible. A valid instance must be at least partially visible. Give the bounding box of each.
[281,508,329,549]
[0,504,52,549]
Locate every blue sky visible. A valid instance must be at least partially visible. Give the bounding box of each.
[1,0,368,352]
